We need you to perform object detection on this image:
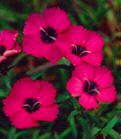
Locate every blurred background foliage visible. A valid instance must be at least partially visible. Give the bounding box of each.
[0,0,121,139]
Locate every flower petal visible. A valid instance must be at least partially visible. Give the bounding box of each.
[79,93,99,110]
[0,55,6,63]
[56,31,72,56]
[41,43,62,64]
[72,63,94,81]
[3,93,24,117]
[71,25,89,45]
[68,54,82,66]
[11,109,38,129]
[81,51,103,66]
[4,49,21,57]
[85,31,104,52]
[66,77,83,97]
[11,77,41,99]
[96,86,117,103]
[43,7,71,33]
[37,81,56,106]
[33,104,59,122]
[1,29,18,49]
[23,13,45,35]
[94,66,114,89]
[23,34,42,58]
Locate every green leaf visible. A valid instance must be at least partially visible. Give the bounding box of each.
[68,13,78,25]
[38,132,51,139]
[102,116,120,135]
[68,110,78,138]
[60,128,71,138]
[56,91,70,103]
[0,89,6,97]
[91,127,100,137]
[59,57,71,66]
[78,117,91,139]
[109,129,121,139]
[4,75,11,89]
[32,130,40,139]
[31,72,43,80]
[72,98,80,110]
[54,132,61,139]
[0,128,7,135]
[70,117,77,138]
[14,131,29,139]
[8,127,16,139]
[68,110,78,119]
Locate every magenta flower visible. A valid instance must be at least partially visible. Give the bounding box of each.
[67,63,117,110]
[58,25,104,66]
[23,7,71,64]
[3,77,59,129]
[0,29,21,63]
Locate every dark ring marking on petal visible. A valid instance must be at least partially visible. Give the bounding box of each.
[72,45,90,57]
[23,98,40,113]
[0,45,6,55]
[84,80,99,95]
[40,27,57,44]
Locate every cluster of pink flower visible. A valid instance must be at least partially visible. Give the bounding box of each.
[1,7,117,129]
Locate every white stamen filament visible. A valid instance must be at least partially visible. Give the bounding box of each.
[72,44,77,47]
[91,88,100,94]
[32,101,40,109]
[86,79,91,90]
[49,36,56,41]
[40,27,48,35]
[85,50,91,54]
[80,50,91,56]
[40,27,56,41]
[72,44,78,49]
[23,104,31,108]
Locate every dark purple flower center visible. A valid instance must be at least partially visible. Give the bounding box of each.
[72,45,88,57]
[23,98,40,113]
[0,45,6,55]
[84,80,98,95]
[40,27,57,44]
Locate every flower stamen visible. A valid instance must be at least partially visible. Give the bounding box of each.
[40,27,57,44]
[84,80,99,95]
[72,45,89,57]
[23,98,40,113]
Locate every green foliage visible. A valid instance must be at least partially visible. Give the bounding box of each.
[102,116,120,136]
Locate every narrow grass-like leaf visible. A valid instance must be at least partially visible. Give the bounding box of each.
[109,129,121,139]
[32,129,40,139]
[60,128,71,138]
[78,117,91,139]
[102,116,120,135]
[14,131,29,139]
[38,132,51,139]
[91,127,100,137]
[68,110,78,138]
[0,128,8,135]
[8,127,16,139]
[56,91,70,103]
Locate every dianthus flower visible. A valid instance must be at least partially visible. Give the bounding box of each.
[3,77,59,129]
[67,63,117,109]
[23,7,71,64]
[58,25,104,66]
[0,29,21,63]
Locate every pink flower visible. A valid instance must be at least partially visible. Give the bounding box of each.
[3,77,59,129]
[23,7,71,64]
[0,29,21,63]
[67,63,117,110]
[58,25,104,66]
